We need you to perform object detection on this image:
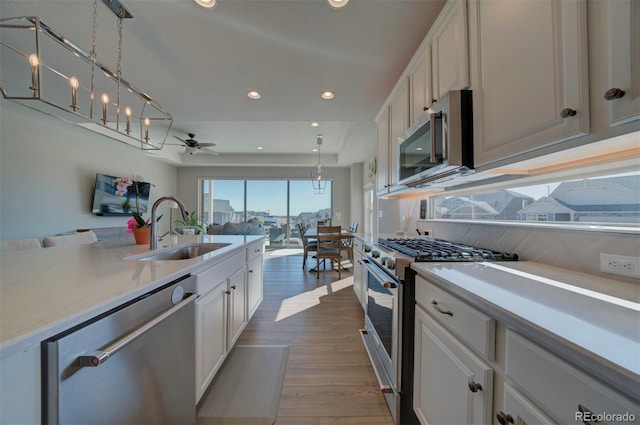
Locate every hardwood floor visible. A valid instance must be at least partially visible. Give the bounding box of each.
[236,250,394,425]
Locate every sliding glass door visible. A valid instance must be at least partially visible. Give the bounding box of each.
[201,179,332,249]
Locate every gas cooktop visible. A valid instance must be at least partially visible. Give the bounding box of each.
[378,237,518,262]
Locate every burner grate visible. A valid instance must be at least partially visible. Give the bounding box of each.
[378,237,517,262]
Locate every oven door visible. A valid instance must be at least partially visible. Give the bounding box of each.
[359,258,401,422]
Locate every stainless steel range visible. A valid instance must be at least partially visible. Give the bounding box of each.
[359,236,517,424]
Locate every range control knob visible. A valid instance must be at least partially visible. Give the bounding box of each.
[371,251,380,258]
[386,259,396,270]
[379,257,387,266]
[363,244,372,253]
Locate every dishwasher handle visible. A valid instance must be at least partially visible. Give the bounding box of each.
[77,292,198,368]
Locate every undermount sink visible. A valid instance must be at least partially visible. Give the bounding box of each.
[128,243,231,261]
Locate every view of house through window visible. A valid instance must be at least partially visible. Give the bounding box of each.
[432,171,640,225]
[201,179,332,247]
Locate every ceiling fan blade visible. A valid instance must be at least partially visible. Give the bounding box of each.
[198,142,217,147]
[173,135,187,143]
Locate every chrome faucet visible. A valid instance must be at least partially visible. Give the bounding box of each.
[150,196,190,250]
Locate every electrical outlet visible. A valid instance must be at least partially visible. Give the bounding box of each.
[600,253,640,279]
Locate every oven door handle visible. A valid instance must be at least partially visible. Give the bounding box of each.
[362,259,398,289]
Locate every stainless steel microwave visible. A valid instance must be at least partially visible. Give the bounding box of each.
[397,90,474,187]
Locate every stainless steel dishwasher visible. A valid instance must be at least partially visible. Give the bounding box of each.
[42,275,197,425]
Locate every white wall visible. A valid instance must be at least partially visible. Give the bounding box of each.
[0,100,178,241]
[176,166,352,227]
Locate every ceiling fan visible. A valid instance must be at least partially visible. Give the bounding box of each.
[170,133,219,155]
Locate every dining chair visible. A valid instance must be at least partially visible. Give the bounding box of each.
[316,225,342,280]
[340,222,358,265]
[298,223,317,269]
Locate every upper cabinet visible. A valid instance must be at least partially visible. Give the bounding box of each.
[409,47,432,125]
[430,0,470,102]
[605,0,640,126]
[468,0,590,168]
[376,107,390,195]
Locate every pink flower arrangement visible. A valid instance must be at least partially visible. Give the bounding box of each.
[115,175,159,233]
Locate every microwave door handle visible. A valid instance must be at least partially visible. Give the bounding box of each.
[430,112,442,163]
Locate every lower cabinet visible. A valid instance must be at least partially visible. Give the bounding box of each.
[195,242,264,403]
[414,305,493,425]
[352,238,366,309]
[413,273,639,425]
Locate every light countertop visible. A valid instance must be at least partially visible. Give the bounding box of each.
[0,234,264,359]
[411,260,640,401]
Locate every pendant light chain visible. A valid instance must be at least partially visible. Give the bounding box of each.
[89,0,98,119]
[116,16,123,130]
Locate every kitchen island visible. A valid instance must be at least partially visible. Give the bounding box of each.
[0,234,264,424]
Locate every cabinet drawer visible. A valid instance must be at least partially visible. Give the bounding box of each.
[246,241,264,262]
[505,330,639,425]
[196,251,244,296]
[415,276,495,359]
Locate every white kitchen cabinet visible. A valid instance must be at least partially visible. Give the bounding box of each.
[430,0,469,102]
[469,0,589,168]
[352,238,366,309]
[246,241,264,319]
[505,330,639,425]
[377,77,409,196]
[376,107,390,195]
[227,267,247,348]
[195,277,228,402]
[195,250,247,402]
[604,0,640,126]
[409,46,433,125]
[499,382,556,425]
[414,304,494,425]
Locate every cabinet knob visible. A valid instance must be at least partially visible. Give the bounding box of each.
[230,285,236,290]
[249,269,254,273]
[432,98,437,104]
[224,290,231,295]
[604,87,626,101]
[496,411,514,425]
[560,108,577,118]
[423,106,428,111]
[468,381,483,393]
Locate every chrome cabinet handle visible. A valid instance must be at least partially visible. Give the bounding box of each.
[248,269,254,273]
[604,88,625,100]
[77,292,198,368]
[230,285,236,290]
[560,108,577,118]
[468,381,483,393]
[254,248,261,253]
[429,111,442,163]
[496,411,514,425]
[431,300,453,316]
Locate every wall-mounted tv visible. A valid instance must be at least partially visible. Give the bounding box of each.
[92,173,151,216]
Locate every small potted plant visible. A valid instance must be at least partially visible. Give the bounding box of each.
[174,211,205,234]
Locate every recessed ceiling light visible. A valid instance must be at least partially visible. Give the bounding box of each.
[194,0,217,9]
[257,146,264,150]
[416,147,423,151]
[321,91,335,100]
[328,0,349,9]
[313,148,318,152]
[247,90,261,99]
[310,122,320,128]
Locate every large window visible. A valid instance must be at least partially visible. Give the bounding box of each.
[201,179,332,247]
[432,171,640,226]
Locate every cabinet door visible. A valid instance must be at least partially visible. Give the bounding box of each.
[410,47,433,124]
[228,267,247,347]
[470,0,589,167]
[414,306,493,425]
[431,0,469,101]
[376,107,390,195]
[500,382,556,425]
[247,256,263,319]
[389,78,409,187]
[606,0,640,126]
[195,280,228,402]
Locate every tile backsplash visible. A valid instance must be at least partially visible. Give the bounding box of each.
[414,219,639,283]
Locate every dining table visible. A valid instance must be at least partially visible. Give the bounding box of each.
[303,227,355,272]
